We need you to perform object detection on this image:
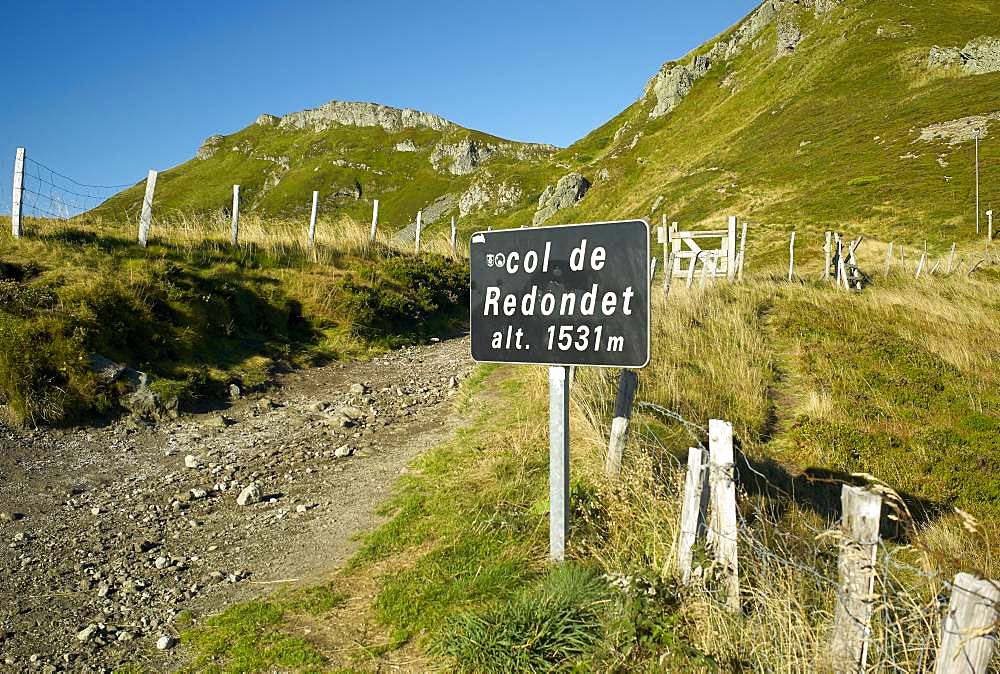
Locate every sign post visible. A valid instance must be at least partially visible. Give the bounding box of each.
[470,220,650,561]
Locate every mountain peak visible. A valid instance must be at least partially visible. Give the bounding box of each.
[261,100,455,134]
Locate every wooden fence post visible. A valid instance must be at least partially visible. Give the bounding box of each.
[11,148,25,239]
[230,185,240,245]
[988,210,994,242]
[649,257,657,282]
[935,573,1000,674]
[604,370,639,477]
[708,419,739,612]
[308,190,318,248]
[884,241,894,276]
[788,230,796,282]
[947,243,956,274]
[415,210,422,253]
[369,199,379,242]
[677,446,710,584]
[737,220,748,279]
[916,252,927,279]
[824,231,833,281]
[451,215,457,253]
[727,216,738,280]
[831,485,882,673]
[138,169,157,247]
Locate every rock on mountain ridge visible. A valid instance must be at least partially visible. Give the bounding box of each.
[271,100,454,133]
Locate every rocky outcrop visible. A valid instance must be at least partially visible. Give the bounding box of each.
[458,180,523,217]
[277,100,453,133]
[196,135,224,160]
[776,14,803,55]
[431,139,494,175]
[647,65,696,119]
[928,37,1000,75]
[532,173,590,226]
[89,354,178,422]
[254,113,279,127]
[394,140,419,152]
[918,112,1000,145]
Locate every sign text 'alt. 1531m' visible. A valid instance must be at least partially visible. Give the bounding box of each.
[469,220,650,368]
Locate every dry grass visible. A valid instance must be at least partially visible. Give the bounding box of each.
[561,263,1000,671]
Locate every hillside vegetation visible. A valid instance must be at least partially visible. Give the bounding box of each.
[0,214,467,425]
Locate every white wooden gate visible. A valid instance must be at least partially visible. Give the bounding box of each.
[662,216,738,283]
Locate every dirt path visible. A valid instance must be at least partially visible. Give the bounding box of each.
[0,336,476,673]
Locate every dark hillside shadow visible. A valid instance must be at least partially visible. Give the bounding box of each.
[733,445,950,542]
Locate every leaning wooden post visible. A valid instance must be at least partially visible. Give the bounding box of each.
[138,169,157,247]
[883,241,894,276]
[788,230,796,282]
[308,190,319,248]
[230,185,240,245]
[915,251,927,279]
[686,251,701,289]
[935,573,1000,674]
[648,257,657,282]
[726,215,738,280]
[450,215,457,253]
[604,370,639,477]
[677,446,710,584]
[11,148,25,239]
[368,199,379,243]
[830,485,882,674]
[415,210,422,253]
[708,419,739,612]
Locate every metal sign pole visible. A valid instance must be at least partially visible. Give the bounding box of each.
[548,365,570,562]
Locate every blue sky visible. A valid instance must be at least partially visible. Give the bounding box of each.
[3,0,758,202]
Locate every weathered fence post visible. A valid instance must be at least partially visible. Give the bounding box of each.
[884,241,894,276]
[450,215,457,253]
[138,169,157,247]
[988,210,994,242]
[604,370,639,477]
[708,419,739,612]
[831,485,882,674]
[947,243,956,274]
[308,190,318,248]
[916,251,927,279]
[649,257,657,282]
[230,185,240,245]
[369,199,379,243]
[11,148,25,239]
[935,573,1000,674]
[788,230,796,282]
[737,220,748,279]
[825,231,833,281]
[677,446,709,584]
[727,216,738,280]
[415,210,422,253]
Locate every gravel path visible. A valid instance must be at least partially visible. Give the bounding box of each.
[0,336,475,672]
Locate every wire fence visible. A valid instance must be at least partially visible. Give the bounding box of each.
[18,156,133,219]
[619,401,998,672]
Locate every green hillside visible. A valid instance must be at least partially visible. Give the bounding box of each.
[95,0,999,259]
[489,0,1000,263]
[94,101,558,234]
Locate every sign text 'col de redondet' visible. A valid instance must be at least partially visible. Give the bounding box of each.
[469,220,650,368]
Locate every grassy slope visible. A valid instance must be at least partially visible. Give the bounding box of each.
[92,114,557,237]
[0,215,468,425]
